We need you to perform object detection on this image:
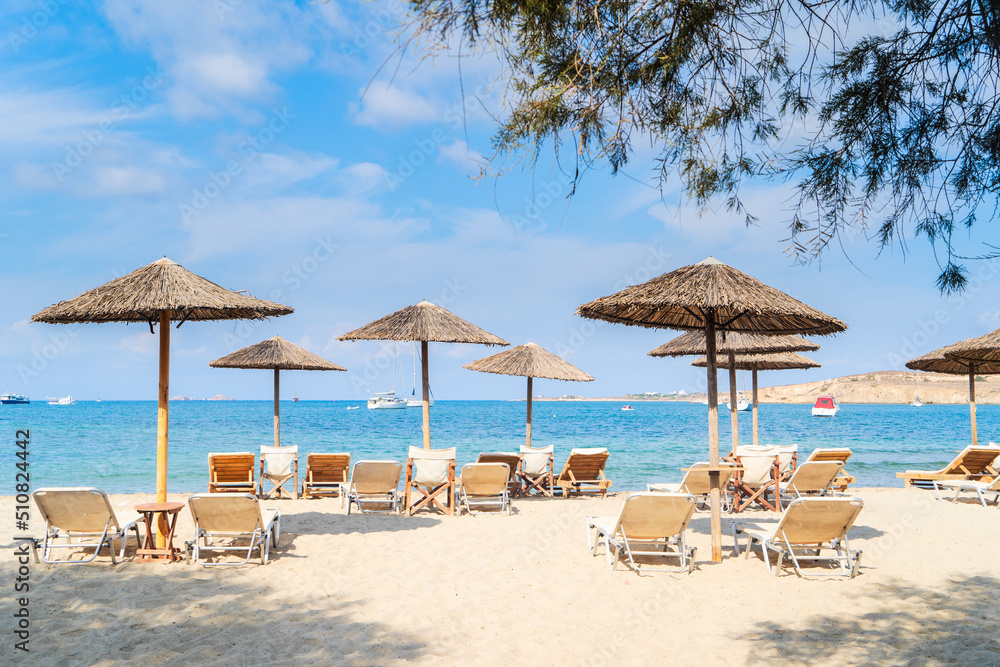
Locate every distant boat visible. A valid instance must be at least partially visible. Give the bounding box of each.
[0,393,29,404]
[723,398,751,412]
[292,388,299,402]
[346,405,360,410]
[812,396,839,417]
[621,404,634,411]
[47,396,76,406]
[405,343,433,407]
[911,375,923,406]
[368,392,406,410]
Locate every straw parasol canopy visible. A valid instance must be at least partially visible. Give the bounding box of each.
[907,338,1000,446]
[339,300,509,448]
[648,332,820,357]
[943,329,1000,365]
[32,258,292,544]
[464,342,594,447]
[210,336,346,448]
[578,256,846,563]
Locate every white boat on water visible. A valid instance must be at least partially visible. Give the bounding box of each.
[1,392,29,404]
[723,398,751,412]
[621,404,634,411]
[812,396,839,417]
[48,396,76,406]
[405,343,433,408]
[368,392,406,410]
[911,375,923,406]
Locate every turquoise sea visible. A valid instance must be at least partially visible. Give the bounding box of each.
[2,400,995,494]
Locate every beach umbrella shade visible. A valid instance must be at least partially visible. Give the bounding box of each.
[210,336,346,447]
[338,300,509,448]
[691,351,821,447]
[650,332,820,448]
[578,257,846,562]
[32,257,292,545]
[908,338,1000,446]
[463,342,594,447]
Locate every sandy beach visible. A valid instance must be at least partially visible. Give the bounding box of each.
[5,487,999,665]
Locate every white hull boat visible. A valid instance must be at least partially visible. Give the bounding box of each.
[368,392,406,410]
[811,396,840,417]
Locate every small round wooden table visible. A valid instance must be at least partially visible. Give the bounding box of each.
[135,502,184,563]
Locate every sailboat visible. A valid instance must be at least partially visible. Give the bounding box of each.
[911,375,923,407]
[405,342,434,408]
[369,343,407,410]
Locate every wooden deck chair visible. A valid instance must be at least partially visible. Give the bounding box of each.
[458,463,511,515]
[586,493,698,574]
[346,460,402,514]
[518,445,554,497]
[731,448,781,512]
[896,446,1000,488]
[805,448,856,491]
[932,475,1000,507]
[647,462,738,512]
[32,488,142,565]
[555,447,612,499]
[208,452,255,494]
[185,493,280,566]
[405,447,456,516]
[733,497,864,578]
[259,446,299,500]
[777,461,844,499]
[476,452,521,498]
[301,452,351,504]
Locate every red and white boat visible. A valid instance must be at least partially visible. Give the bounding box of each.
[811,396,840,417]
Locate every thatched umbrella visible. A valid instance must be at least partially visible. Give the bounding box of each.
[650,332,819,448]
[210,336,346,447]
[464,342,594,447]
[691,351,821,447]
[908,338,1000,446]
[32,258,291,545]
[338,300,508,448]
[578,257,845,562]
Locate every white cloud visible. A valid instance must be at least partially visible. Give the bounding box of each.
[117,332,157,355]
[351,83,439,128]
[438,140,484,173]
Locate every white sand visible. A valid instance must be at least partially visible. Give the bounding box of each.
[5,488,999,665]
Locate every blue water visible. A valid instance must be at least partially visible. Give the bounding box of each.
[1,400,995,494]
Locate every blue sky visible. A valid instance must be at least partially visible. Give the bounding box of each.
[2,0,999,402]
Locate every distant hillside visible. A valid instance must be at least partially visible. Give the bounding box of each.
[759,370,1000,405]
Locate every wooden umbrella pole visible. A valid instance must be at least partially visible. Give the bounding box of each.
[705,317,722,563]
[273,368,280,448]
[969,364,978,446]
[728,351,739,452]
[155,310,170,548]
[526,376,533,448]
[752,368,759,448]
[421,340,431,449]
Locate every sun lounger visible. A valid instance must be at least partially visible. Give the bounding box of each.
[518,445,554,497]
[896,446,1000,488]
[346,460,402,514]
[777,445,798,477]
[185,493,280,566]
[647,462,737,512]
[805,447,856,490]
[586,493,697,574]
[476,452,521,498]
[259,445,299,499]
[405,447,456,516]
[730,447,781,512]
[777,461,845,499]
[555,447,612,499]
[301,452,351,505]
[457,463,512,515]
[208,452,256,494]
[32,487,142,565]
[733,497,864,578]
[932,476,1000,507]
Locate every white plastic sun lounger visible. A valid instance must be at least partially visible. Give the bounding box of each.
[186,493,280,566]
[932,476,1000,507]
[33,487,142,565]
[586,493,698,574]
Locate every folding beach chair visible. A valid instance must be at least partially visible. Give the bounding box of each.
[457,463,512,515]
[186,493,280,566]
[259,445,298,499]
[208,452,256,494]
[647,462,738,512]
[805,447,856,490]
[301,452,351,504]
[733,497,864,578]
[730,447,781,512]
[554,447,612,499]
[777,461,845,500]
[476,452,521,499]
[896,446,1000,488]
[32,488,142,565]
[777,445,798,478]
[518,444,554,497]
[932,476,1000,507]
[586,493,698,574]
[346,460,403,514]
[405,447,456,516]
